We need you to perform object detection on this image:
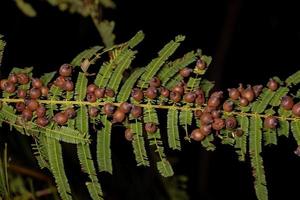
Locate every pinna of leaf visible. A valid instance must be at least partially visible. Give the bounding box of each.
[1,32,300,200]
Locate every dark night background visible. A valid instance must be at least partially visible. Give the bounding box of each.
[1,0,300,200]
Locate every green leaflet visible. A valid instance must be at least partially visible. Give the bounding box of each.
[252,89,275,114]
[263,129,277,146]
[47,85,63,116]
[179,109,193,139]
[77,144,103,200]
[199,79,215,97]
[145,105,174,177]
[71,46,103,67]
[46,137,72,200]
[107,50,136,94]
[158,51,198,86]
[157,159,174,177]
[15,0,37,17]
[249,116,268,200]
[0,34,6,67]
[201,134,216,151]
[32,135,49,169]
[291,120,300,145]
[75,72,88,101]
[97,20,115,48]
[167,109,181,150]
[286,70,300,86]
[235,115,249,161]
[296,89,300,98]
[165,74,184,90]
[40,71,56,85]
[1,104,17,124]
[76,106,89,134]
[186,77,201,91]
[117,67,144,102]
[43,126,89,144]
[278,120,289,137]
[138,35,186,89]
[127,31,145,49]
[269,87,289,106]
[74,72,103,199]
[97,116,112,174]
[130,121,150,166]
[143,105,159,124]
[94,53,122,88]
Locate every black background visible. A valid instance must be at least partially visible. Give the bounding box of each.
[1,0,300,200]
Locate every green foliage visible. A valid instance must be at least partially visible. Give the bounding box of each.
[291,120,300,145]
[117,67,144,102]
[0,34,5,66]
[235,115,249,161]
[286,70,300,86]
[130,121,150,166]
[167,108,181,150]
[97,116,113,174]
[46,137,72,200]
[252,89,275,113]
[249,116,268,200]
[138,35,185,89]
[97,21,116,48]
[158,51,198,86]
[107,49,136,94]
[71,46,103,68]
[1,30,300,200]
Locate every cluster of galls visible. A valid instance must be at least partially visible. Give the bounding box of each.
[189,78,300,142]
[0,64,78,127]
[190,91,241,141]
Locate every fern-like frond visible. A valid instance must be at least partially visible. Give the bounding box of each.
[235,115,249,161]
[158,51,198,85]
[46,137,72,200]
[145,105,174,177]
[94,55,121,88]
[157,159,174,177]
[167,109,180,150]
[117,67,144,102]
[199,79,215,97]
[269,87,289,106]
[0,34,6,66]
[263,129,277,146]
[179,109,192,140]
[138,35,186,89]
[186,77,201,92]
[291,120,300,145]
[130,121,150,166]
[165,74,184,90]
[71,46,103,67]
[78,144,103,200]
[286,70,300,86]
[107,50,136,94]
[32,135,49,169]
[43,126,89,144]
[201,134,216,151]
[249,116,268,200]
[97,116,112,174]
[75,72,88,101]
[278,120,289,137]
[40,71,56,85]
[252,89,275,114]
[96,20,115,48]
[127,31,145,49]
